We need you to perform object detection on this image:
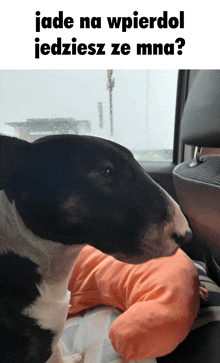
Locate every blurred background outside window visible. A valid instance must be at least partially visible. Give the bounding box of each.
[0,70,178,162]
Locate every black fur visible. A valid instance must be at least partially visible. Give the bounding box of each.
[3,135,171,254]
[0,253,54,363]
[1,311,54,363]
[0,252,41,310]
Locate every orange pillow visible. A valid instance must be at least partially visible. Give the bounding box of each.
[68,246,201,360]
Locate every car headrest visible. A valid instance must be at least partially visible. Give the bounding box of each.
[181,70,220,148]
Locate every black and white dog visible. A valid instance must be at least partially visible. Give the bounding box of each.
[0,134,192,363]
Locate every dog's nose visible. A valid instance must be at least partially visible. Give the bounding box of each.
[184,229,193,243]
[171,229,193,246]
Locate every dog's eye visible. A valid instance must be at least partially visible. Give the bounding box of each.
[100,168,113,178]
[88,167,116,181]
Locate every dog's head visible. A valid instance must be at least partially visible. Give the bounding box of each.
[0,134,191,263]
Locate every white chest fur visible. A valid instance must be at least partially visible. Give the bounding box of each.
[22,282,71,332]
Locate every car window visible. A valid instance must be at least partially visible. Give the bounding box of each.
[0,70,178,162]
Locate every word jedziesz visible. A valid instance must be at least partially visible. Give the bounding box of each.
[35,38,105,58]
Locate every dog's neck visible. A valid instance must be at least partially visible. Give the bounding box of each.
[0,190,84,293]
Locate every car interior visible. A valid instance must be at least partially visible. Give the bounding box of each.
[1,69,220,362]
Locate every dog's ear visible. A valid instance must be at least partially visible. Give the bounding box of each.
[0,134,30,190]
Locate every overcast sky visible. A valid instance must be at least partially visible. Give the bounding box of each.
[0,70,177,150]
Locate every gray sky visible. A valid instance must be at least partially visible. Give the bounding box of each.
[0,70,177,150]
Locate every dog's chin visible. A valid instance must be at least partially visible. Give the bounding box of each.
[111,240,179,265]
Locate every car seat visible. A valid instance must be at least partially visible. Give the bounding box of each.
[173,70,220,285]
[163,70,220,363]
